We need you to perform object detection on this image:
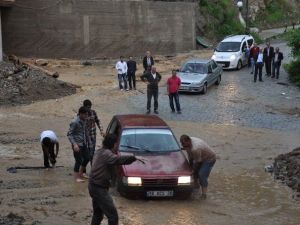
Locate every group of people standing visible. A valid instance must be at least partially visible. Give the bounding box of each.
[116,50,182,114]
[248,41,284,82]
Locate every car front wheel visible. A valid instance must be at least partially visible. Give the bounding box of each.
[201,83,207,94]
[236,60,242,70]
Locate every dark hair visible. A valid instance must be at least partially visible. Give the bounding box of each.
[120,56,124,59]
[78,106,88,115]
[102,134,117,149]
[83,99,92,107]
[42,137,52,146]
[180,134,191,142]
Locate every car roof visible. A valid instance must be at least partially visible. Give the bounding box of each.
[183,58,210,64]
[222,35,253,42]
[114,114,169,128]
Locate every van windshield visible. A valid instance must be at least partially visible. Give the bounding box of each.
[216,42,241,52]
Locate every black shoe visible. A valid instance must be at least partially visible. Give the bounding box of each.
[146,110,150,114]
[271,76,275,78]
[154,110,159,114]
[254,80,256,82]
[171,110,175,113]
[250,72,253,74]
[259,80,264,82]
[177,111,182,114]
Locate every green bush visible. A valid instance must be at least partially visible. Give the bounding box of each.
[284,61,300,87]
[284,28,300,87]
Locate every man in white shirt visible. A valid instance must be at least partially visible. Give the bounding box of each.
[40,130,59,168]
[115,56,128,91]
[254,49,264,82]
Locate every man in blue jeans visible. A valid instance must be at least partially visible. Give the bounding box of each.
[167,70,181,114]
[180,135,216,199]
[67,106,89,182]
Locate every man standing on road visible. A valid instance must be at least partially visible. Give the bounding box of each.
[83,99,105,162]
[40,130,59,168]
[143,51,154,73]
[272,47,284,79]
[249,42,260,74]
[140,66,162,114]
[180,135,216,200]
[254,49,264,82]
[263,41,274,76]
[127,56,137,90]
[115,56,128,91]
[89,134,137,225]
[67,106,90,182]
[167,70,181,114]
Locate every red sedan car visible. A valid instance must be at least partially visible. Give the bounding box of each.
[106,114,193,198]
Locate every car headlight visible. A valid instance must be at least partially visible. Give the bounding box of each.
[230,54,236,60]
[178,176,191,185]
[123,177,142,186]
[192,81,202,86]
[212,55,216,60]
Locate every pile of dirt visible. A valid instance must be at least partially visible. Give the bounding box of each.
[274,148,300,193]
[0,213,24,225]
[0,61,77,106]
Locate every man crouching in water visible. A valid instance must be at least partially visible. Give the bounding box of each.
[180,134,216,200]
[88,134,137,225]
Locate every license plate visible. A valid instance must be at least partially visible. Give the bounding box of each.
[146,190,174,197]
[180,86,189,90]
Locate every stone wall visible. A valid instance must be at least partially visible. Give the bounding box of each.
[2,0,196,59]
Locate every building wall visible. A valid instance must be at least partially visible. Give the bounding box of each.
[2,0,196,58]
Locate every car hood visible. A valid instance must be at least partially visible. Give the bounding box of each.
[120,151,191,177]
[177,72,206,83]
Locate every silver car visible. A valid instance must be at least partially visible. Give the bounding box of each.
[177,59,222,94]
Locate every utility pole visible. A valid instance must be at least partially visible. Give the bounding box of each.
[245,0,249,34]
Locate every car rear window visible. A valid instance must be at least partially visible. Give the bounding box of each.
[119,129,180,152]
[181,63,207,74]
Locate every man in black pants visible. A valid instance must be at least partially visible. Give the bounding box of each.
[89,134,137,225]
[40,130,59,168]
[272,47,284,79]
[254,49,264,82]
[67,106,89,182]
[263,41,274,76]
[140,67,162,114]
[127,56,137,90]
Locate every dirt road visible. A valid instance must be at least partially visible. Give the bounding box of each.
[1,46,300,225]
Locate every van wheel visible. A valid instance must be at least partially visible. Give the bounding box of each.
[236,60,242,70]
[215,75,221,85]
[201,83,207,94]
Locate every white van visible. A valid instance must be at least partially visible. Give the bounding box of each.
[211,35,254,70]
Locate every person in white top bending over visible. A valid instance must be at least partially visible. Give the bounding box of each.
[40,130,59,168]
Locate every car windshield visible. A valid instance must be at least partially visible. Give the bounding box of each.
[216,42,241,52]
[119,129,180,152]
[180,63,207,74]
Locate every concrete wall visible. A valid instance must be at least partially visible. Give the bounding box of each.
[2,0,196,58]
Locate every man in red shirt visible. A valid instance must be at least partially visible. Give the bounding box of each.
[167,70,181,114]
[249,42,260,74]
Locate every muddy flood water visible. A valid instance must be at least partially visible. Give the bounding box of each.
[1,47,300,225]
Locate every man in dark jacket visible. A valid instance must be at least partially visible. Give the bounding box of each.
[88,134,136,225]
[126,56,137,90]
[142,51,154,72]
[263,41,274,76]
[272,47,284,79]
[140,67,162,114]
